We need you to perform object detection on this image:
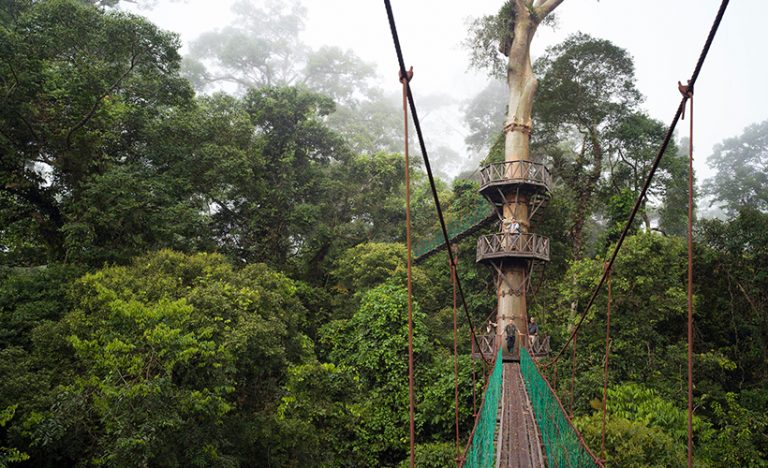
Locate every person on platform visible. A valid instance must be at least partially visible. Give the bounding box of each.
[528,317,539,351]
[504,320,517,353]
[508,217,520,236]
[501,216,521,251]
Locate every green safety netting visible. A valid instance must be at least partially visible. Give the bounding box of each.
[520,348,599,468]
[413,200,494,259]
[462,348,503,468]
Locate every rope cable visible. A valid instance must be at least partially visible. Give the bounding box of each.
[686,84,695,468]
[452,252,461,459]
[601,262,613,462]
[400,72,416,468]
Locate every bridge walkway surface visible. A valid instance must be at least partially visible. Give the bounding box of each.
[496,361,545,467]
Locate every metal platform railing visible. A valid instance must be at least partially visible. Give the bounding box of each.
[476,232,550,263]
[479,160,552,193]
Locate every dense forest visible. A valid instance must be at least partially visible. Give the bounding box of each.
[1,0,767,466]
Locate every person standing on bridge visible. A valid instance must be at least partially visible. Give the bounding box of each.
[504,319,517,353]
[528,317,539,351]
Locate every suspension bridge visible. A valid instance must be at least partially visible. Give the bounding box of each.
[385,0,730,466]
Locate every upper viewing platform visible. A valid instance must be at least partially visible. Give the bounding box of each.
[479,160,552,203]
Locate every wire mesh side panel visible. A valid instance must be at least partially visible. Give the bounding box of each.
[519,348,599,468]
[462,348,503,468]
[413,200,493,258]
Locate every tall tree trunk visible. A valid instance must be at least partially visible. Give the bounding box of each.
[504,6,538,162]
[504,0,564,158]
[569,126,603,259]
[497,0,565,346]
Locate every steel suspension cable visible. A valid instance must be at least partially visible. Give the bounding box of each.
[472,354,477,417]
[400,72,416,468]
[543,0,730,370]
[382,0,488,367]
[451,253,461,459]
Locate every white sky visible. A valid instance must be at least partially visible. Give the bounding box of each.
[127,0,767,188]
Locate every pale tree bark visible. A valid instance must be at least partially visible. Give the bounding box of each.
[497,0,565,349]
[503,0,565,161]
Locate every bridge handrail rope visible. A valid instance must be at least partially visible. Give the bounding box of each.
[460,348,504,468]
[383,0,490,370]
[452,257,462,459]
[601,263,612,461]
[520,348,602,468]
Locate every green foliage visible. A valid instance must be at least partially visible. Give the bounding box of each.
[553,234,688,390]
[184,0,401,156]
[533,33,643,257]
[333,242,406,293]
[702,392,768,466]
[277,362,367,467]
[0,406,29,467]
[599,188,639,248]
[202,85,351,274]
[607,383,712,443]
[416,354,478,442]
[704,119,768,215]
[604,112,683,232]
[575,412,686,467]
[62,164,212,264]
[0,264,82,349]
[577,383,768,466]
[0,0,193,264]
[658,139,691,237]
[398,442,458,468]
[696,208,768,384]
[464,2,516,78]
[19,250,310,466]
[324,283,431,464]
[536,33,641,132]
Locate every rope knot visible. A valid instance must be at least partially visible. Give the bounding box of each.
[399,66,414,84]
[678,80,694,97]
[678,80,693,119]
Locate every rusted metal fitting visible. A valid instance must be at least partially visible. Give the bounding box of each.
[399,66,414,83]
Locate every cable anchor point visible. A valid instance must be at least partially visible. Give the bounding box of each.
[399,66,414,84]
[678,80,694,119]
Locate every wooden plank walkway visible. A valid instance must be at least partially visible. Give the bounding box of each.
[496,362,545,468]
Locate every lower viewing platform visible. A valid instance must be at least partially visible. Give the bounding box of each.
[476,232,550,263]
[471,334,551,361]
